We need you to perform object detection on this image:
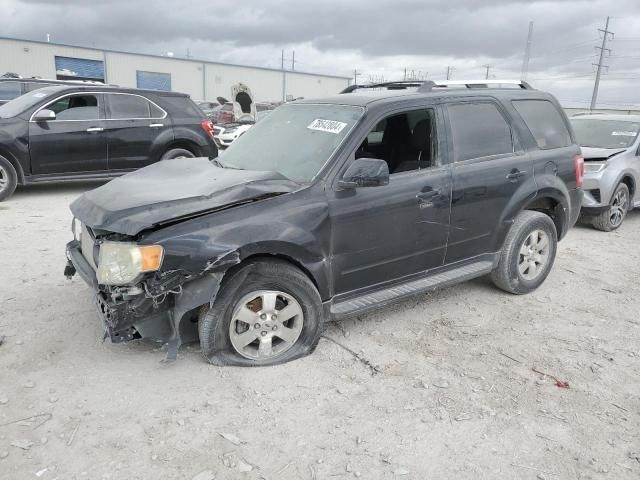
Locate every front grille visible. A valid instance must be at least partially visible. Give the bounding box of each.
[589,189,601,203]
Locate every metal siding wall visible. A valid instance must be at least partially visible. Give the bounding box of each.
[0,39,103,81]
[204,65,349,103]
[106,52,202,98]
[0,38,350,102]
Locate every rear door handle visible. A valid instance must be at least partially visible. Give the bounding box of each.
[506,169,527,181]
[86,127,104,133]
[149,123,164,128]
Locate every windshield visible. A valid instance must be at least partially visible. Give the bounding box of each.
[0,86,62,118]
[219,103,364,182]
[571,118,640,149]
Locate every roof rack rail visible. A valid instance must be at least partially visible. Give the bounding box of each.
[340,81,429,94]
[421,79,533,91]
[340,79,533,94]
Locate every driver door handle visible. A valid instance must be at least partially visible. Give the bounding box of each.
[506,169,527,181]
[149,123,164,128]
[86,127,104,133]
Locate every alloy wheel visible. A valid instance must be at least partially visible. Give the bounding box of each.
[518,229,550,281]
[609,188,629,228]
[0,165,7,192]
[228,290,304,360]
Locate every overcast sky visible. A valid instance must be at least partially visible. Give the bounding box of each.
[4,0,640,107]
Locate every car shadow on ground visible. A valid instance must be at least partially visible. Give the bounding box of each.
[12,180,111,199]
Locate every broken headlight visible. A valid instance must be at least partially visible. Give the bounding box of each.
[96,242,164,285]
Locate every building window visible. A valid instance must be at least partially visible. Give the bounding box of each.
[54,56,105,82]
[136,71,171,91]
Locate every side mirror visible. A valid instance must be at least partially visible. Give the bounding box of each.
[338,158,389,189]
[33,109,56,122]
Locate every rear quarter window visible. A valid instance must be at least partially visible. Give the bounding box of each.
[512,99,572,149]
[156,95,203,118]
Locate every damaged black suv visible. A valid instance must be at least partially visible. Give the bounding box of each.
[65,80,583,366]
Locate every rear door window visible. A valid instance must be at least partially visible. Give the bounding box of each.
[447,102,513,162]
[107,94,153,119]
[513,100,572,149]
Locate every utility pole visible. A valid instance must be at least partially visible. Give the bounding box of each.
[404,67,407,81]
[591,16,614,110]
[521,21,534,81]
[446,66,454,80]
[353,69,360,85]
[483,64,491,80]
[292,50,295,71]
[281,49,286,103]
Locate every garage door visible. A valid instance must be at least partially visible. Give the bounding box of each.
[136,71,171,91]
[55,56,105,82]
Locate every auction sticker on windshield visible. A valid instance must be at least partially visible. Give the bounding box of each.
[307,118,348,134]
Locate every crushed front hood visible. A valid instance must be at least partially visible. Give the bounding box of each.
[70,157,299,235]
[581,146,627,160]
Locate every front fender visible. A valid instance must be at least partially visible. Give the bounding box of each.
[144,199,332,300]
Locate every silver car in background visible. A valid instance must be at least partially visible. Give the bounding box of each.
[570,114,640,231]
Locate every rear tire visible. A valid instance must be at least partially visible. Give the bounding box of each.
[592,183,629,232]
[161,148,195,160]
[0,156,18,202]
[491,210,558,295]
[198,259,324,366]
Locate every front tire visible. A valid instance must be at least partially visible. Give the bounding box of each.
[0,156,18,202]
[161,148,196,160]
[592,183,630,232]
[491,210,558,295]
[199,259,324,366]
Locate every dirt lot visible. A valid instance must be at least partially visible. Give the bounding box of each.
[0,182,638,480]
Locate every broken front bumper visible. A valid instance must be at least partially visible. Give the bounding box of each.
[65,240,222,349]
[65,240,173,343]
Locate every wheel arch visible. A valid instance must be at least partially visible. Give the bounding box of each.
[522,194,565,240]
[0,148,26,184]
[617,173,636,203]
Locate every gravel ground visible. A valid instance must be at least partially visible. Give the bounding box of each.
[0,182,639,480]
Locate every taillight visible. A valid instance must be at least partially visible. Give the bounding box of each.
[201,119,215,139]
[574,154,584,188]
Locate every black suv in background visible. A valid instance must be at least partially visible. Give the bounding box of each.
[65,80,583,366]
[0,85,217,201]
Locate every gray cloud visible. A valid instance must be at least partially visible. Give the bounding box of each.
[3,0,640,106]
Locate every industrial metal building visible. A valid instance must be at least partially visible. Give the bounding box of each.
[0,37,350,102]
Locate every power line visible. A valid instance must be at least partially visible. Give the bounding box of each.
[591,16,614,110]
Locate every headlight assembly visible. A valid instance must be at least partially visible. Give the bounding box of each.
[96,242,164,285]
[584,162,607,173]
